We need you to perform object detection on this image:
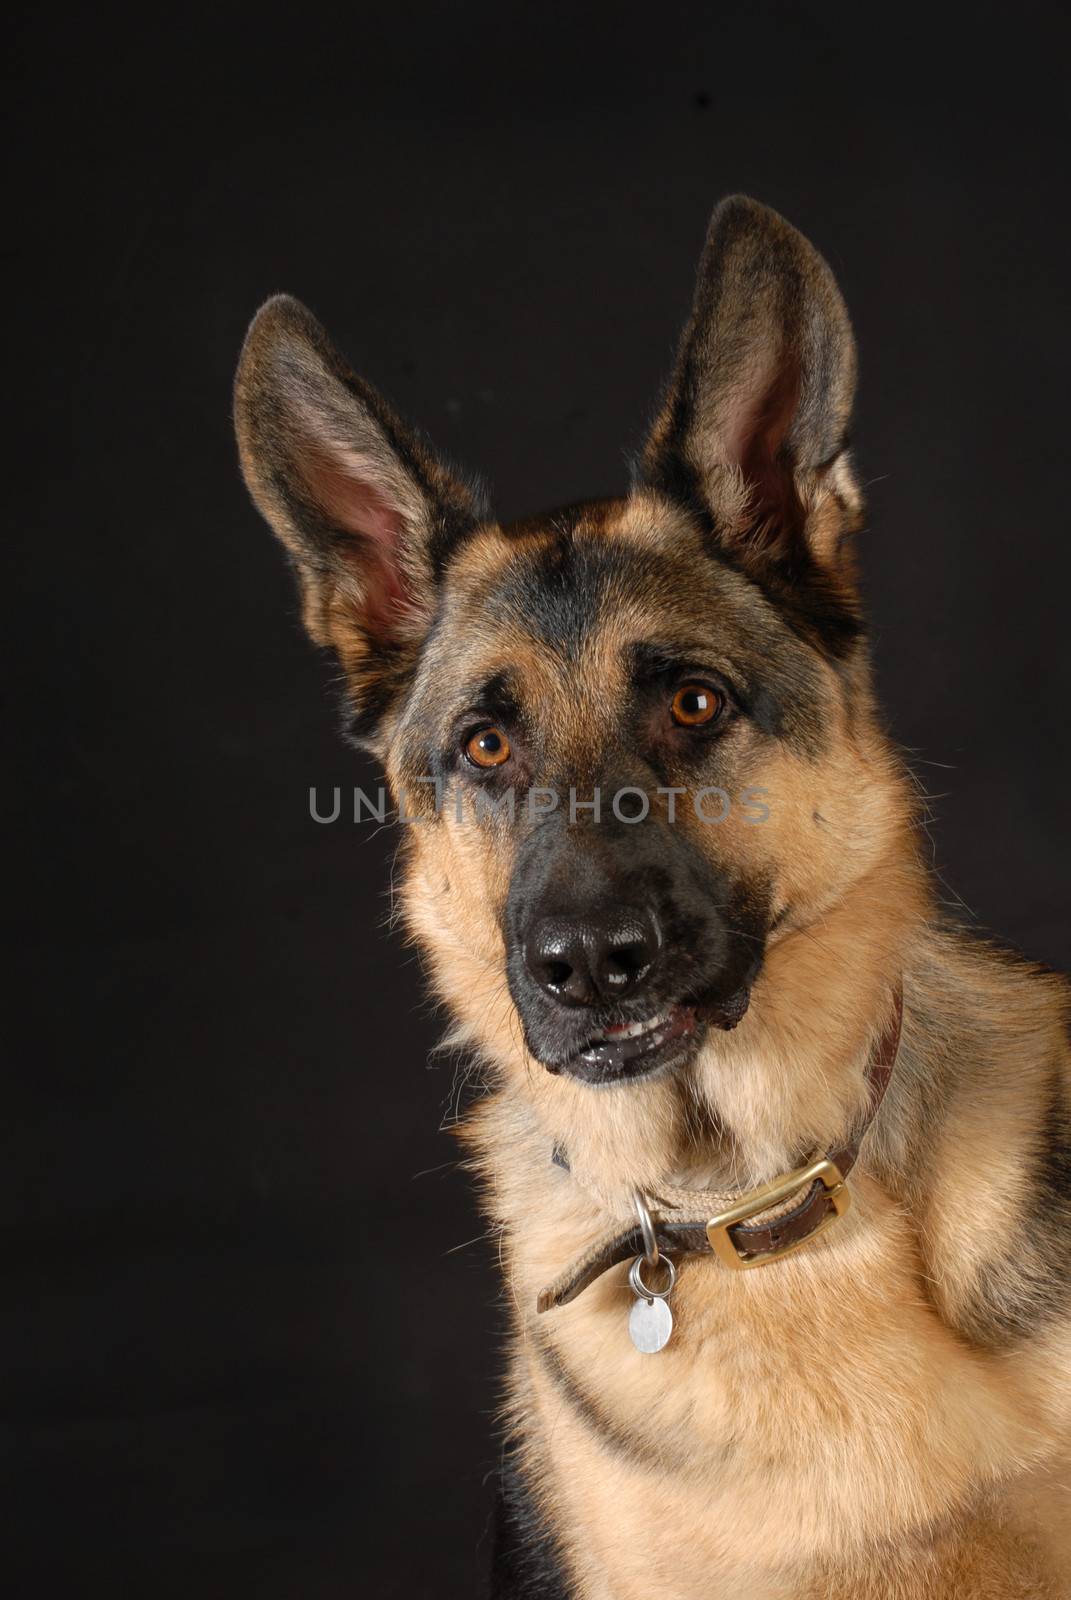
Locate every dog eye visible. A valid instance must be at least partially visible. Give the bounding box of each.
[670,683,723,727]
[465,725,512,768]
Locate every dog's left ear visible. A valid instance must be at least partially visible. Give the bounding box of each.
[641,196,859,576]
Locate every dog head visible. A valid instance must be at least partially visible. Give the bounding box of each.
[235,198,908,1104]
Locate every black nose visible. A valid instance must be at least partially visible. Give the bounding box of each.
[524,906,662,1007]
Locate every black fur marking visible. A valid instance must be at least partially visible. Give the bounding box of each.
[1036,1068,1071,1236]
[453,672,523,729]
[489,1448,573,1599]
[533,1331,700,1472]
[339,648,410,748]
[684,522,861,664]
[494,532,624,658]
[639,441,713,533]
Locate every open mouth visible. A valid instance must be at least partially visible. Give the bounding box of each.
[563,1004,702,1084]
[541,981,755,1085]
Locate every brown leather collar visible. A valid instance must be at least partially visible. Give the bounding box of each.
[537,986,903,1313]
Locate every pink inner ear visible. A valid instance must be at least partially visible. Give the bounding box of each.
[723,352,803,547]
[303,445,414,640]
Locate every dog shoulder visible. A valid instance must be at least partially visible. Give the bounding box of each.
[906,929,1071,1352]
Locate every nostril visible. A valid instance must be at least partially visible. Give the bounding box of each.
[602,942,654,991]
[542,959,573,990]
[608,942,650,975]
[598,914,660,997]
[525,920,593,1004]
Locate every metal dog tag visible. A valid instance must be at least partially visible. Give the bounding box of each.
[628,1292,673,1353]
[627,1250,677,1353]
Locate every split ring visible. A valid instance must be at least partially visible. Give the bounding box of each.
[628,1252,676,1304]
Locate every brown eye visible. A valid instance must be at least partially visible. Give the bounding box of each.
[671,683,723,727]
[465,725,512,767]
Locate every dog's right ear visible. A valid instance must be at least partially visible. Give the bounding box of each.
[234,295,482,735]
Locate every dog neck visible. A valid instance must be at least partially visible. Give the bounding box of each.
[537,987,902,1309]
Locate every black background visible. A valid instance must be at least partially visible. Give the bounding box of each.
[8,3,1071,1593]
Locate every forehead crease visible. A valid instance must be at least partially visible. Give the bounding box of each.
[486,535,663,654]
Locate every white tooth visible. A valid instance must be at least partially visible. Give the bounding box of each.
[594,1014,670,1045]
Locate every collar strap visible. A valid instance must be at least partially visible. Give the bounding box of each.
[537,985,903,1313]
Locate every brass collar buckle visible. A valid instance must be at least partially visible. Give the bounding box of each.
[705,1157,850,1270]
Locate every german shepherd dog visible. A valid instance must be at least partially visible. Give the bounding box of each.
[235,198,1071,1598]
